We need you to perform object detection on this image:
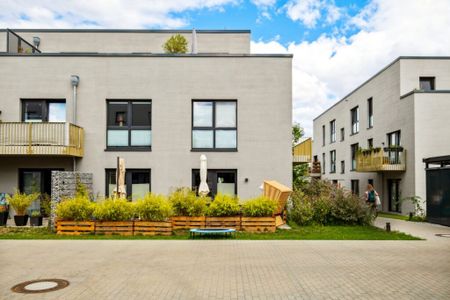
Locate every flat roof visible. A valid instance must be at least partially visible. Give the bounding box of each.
[423,155,450,164]
[313,56,450,121]
[1,28,251,34]
[0,52,292,58]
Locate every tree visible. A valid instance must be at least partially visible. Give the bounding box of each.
[292,122,304,147]
[163,34,188,54]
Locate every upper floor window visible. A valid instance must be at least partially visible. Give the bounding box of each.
[340,160,345,174]
[106,100,152,149]
[22,99,66,122]
[350,106,359,134]
[368,138,373,148]
[322,153,326,174]
[330,120,336,143]
[192,100,237,150]
[351,180,359,195]
[419,77,435,91]
[330,150,336,173]
[367,97,373,128]
[340,128,345,141]
[351,143,359,171]
[322,125,326,146]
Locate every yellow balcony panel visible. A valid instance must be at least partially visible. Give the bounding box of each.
[356,149,406,172]
[0,122,84,157]
[293,138,312,164]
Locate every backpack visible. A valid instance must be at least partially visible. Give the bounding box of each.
[368,190,375,203]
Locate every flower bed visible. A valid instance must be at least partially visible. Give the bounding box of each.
[56,220,95,235]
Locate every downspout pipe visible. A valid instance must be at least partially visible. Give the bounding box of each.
[70,75,80,171]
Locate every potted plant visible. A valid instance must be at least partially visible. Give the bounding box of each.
[30,210,43,226]
[6,191,39,226]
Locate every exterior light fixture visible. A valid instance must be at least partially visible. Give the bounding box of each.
[32,37,40,48]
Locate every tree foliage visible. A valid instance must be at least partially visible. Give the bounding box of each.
[292,122,304,147]
[163,34,188,54]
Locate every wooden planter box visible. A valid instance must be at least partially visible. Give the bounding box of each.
[56,220,95,235]
[205,216,241,230]
[171,216,206,230]
[241,217,276,233]
[134,221,172,236]
[95,221,134,235]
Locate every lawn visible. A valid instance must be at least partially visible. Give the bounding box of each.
[378,212,425,222]
[0,223,420,240]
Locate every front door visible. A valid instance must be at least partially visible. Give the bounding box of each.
[388,179,401,212]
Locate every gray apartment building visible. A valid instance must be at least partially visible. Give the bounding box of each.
[313,57,450,214]
[0,29,292,205]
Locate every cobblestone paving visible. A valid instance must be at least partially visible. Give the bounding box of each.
[1,223,449,299]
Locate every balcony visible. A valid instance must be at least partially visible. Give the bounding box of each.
[356,148,406,172]
[293,138,312,164]
[309,161,321,177]
[0,122,84,157]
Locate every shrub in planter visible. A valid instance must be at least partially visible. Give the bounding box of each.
[207,193,240,217]
[242,196,277,217]
[93,198,134,221]
[135,193,173,221]
[30,210,43,226]
[289,190,314,226]
[7,190,39,226]
[55,196,95,221]
[169,188,209,217]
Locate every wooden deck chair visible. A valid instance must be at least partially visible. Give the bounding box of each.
[263,180,292,226]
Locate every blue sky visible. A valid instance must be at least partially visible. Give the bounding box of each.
[1,0,450,135]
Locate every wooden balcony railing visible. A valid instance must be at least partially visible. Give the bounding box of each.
[0,122,84,157]
[356,148,406,172]
[293,138,312,164]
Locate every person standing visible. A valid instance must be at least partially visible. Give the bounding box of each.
[365,184,379,216]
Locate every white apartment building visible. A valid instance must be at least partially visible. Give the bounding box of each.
[313,57,450,214]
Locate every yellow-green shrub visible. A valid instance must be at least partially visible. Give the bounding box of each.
[55,196,95,221]
[169,188,209,216]
[242,196,277,217]
[207,193,240,217]
[135,193,173,221]
[93,198,134,221]
[7,190,40,215]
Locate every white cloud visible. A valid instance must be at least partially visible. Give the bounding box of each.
[251,0,277,6]
[0,0,238,29]
[251,0,277,22]
[253,0,450,136]
[284,0,342,28]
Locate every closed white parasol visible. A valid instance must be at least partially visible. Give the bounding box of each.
[113,157,127,199]
[198,154,210,196]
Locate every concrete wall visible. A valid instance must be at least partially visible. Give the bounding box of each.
[0,54,292,200]
[6,30,250,54]
[0,31,5,52]
[400,58,450,95]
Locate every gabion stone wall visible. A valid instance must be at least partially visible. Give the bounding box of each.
[50,171,93,230]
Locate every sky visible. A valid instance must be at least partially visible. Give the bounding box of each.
[1,0,450,136]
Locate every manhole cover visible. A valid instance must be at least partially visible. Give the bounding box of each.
[11,279,69,294]
[435,234,450,238]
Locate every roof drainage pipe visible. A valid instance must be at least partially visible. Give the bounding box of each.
[70,75,80,171]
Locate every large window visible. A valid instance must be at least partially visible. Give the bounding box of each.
[419,77,435,91]
[387,130,401,163]
[192,169,237,197]
[351,143,359,171]
[105,169,151,201]
[367,97,373,128]
[351,106,359,134]
[330,120,336,143]
[192,100,237,150]
[22,99,66,122]
[106,100,152,149]
[330,150,336,173]
[351,180,359,195]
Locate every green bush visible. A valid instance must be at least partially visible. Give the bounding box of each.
[135,193,173,221]
[55,196,95,221]
[93,198,134,221]
[169,188,209,216]
[330,189,371,225]
[163,34,188,54]
[242,196,277,217]
[207,193,240,217]
[311,196,332,224]
[7,190,40,215]
[289,190,314,225]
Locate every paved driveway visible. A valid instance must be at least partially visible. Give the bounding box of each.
[1,222,449,299]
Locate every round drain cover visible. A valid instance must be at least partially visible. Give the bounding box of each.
[11,279,69,294]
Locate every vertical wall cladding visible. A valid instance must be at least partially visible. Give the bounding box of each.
[50,171,93,229]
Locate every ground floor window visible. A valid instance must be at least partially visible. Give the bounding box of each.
[351,180,359,195]
[192,169,237,197]
[105,169,151,201]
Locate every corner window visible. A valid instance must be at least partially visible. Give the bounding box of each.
[192,169,237,197]
[105,169,151,201]
[351,106,359,134]
[419,77,435,91]
[22,99,66,122]
[192,100,237,150]
[367,97,373,128]
[330,150,336,173]
[351,143,359,171]
[330,120,336,143]
[106,100,152,149]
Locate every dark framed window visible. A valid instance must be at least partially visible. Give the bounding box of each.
[21,99,66,122]
[330,120,336,143]
[387,130,401,163]
[106,100,152,150]
[322,125,326,146]
[105,169,151,201]
[351,143,359,171]
[351,180,359,195]
[387,130,401,147]
[192,169,237,197]
[322,153,326,174]
[340,128,345,141]
[368,138,373,148]
[340,160,345,174]
[419,77,435,91]
[192,100,237,151]
[351,106,359,134]
[330,150,336,173]
[367,97,373,128]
